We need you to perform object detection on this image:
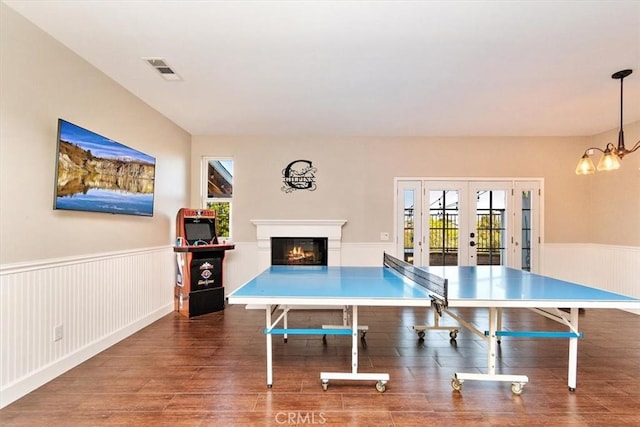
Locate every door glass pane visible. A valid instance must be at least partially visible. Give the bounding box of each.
[475,190,506,266]
[403,190,415,263]
[520,190,532,271]
[429,190,459,266]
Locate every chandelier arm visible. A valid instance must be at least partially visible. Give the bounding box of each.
[615,140,640,158]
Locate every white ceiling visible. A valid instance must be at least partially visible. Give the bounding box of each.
[4,0,640,137]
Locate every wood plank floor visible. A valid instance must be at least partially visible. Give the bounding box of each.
[1,305,639,426]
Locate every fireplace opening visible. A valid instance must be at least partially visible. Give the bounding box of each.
[271,237,328,266]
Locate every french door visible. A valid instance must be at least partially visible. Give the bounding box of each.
[396,179,541,271]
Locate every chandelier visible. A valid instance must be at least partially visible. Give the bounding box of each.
[575,69,640,174]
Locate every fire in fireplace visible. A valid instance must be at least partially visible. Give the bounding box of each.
[271,237,328,266]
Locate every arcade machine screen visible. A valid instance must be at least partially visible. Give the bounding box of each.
[184,222,216,245]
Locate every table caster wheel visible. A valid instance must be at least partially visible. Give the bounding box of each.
[375,381,386,393]
[417,331,425,340]
[511,382,525,395]
[321,380,328,391]
[451,377,463,392]
[449,330,458,340]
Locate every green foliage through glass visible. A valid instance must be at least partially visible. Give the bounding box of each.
[207,201,230,238]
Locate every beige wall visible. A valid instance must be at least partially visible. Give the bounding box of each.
[191,133,638,245]
[0,4,191,264]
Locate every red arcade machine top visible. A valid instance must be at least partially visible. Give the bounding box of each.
[174,208,235,251]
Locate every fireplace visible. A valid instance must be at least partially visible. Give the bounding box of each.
[252,219,346,271]
[271,237,328,266]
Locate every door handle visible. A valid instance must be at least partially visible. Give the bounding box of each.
[469,241,476,247]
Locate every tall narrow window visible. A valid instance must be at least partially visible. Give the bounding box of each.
[203,158,233,239]
[403,190,415,263]
[520,190,532,271]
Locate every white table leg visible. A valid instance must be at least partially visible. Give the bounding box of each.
[497,307,503,343]
[283,306,288,343]
[351,305,359,373]
[453,306,528,394]
[266,304,273,387]
[567,308,579,391]
[487,307,497,375]
[320,305,389,392]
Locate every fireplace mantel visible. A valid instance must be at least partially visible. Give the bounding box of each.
[252,219,346,270]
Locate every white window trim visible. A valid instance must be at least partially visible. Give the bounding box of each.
[202,156,234,240]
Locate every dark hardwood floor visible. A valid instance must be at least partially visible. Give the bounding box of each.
[1,304,639,426]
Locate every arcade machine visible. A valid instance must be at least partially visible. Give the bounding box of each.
[173,208,235,317]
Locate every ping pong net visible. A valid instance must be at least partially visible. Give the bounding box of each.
[383,252,448,314]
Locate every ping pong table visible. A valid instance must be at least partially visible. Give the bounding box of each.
[227,253,640,395]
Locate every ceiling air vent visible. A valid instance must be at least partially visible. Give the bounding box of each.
[143,57,182,81]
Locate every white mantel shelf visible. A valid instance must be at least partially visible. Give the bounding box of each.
[252,219,347,270]
[251,219,347,226]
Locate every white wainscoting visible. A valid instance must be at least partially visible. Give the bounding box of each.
[542,243,639,314]
[0,246,175,408]
[341,242,396,266]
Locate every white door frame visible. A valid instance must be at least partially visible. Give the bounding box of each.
[395,178,543,271]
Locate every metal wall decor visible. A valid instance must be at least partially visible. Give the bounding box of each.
[281,160,317,193]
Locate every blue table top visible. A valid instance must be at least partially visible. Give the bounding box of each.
[227,265,640,309]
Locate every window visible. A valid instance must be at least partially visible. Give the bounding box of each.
[202,158,233,239]
[403,189,415,263]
